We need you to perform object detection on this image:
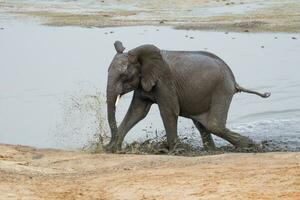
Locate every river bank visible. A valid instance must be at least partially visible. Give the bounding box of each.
[0,0,300,32]
[0,144,299,199]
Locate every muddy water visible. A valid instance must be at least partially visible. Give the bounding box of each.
[0,21,300,150]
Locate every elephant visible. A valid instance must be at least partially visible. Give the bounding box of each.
[106,41,270,152]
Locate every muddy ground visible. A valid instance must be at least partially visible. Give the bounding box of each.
[0,0,300,32]
[0,144,299,199]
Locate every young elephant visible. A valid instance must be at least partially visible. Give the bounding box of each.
[106,41,270,152]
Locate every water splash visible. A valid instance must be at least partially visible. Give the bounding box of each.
[54,89,110,150]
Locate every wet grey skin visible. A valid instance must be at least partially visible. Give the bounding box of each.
[106,41,271,152]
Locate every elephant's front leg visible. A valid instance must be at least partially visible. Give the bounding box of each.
[113,92,152,151]
[158,106,179,150]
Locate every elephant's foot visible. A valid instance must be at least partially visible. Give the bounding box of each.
[167,139,178,152]
[203,141,216,151]
[104,141,124,153]
[233,136,260,150]
[104,142,118,153]
[202,136,216,151]
[217,129,258,150]
[103,144,114,153]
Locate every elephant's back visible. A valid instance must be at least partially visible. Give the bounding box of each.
[160,50,236,115]
[161,50,223,79]
[161,50,228,71]
[161,50,236,86]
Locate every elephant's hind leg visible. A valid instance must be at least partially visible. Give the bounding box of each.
[193,120,216,151]
[205,93,255,148]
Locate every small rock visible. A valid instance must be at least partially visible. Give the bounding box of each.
[292,37,297,40]
[189,37,194,39]
[185,35,188,38]
[101,1,104,2]
[104,32,108,34]
[32,154,43,159]
[226,2,230,5]
[261,45,264,48]
[109,31,114,33]
[0,27,4,30]
[274,37,278,39]
[244,29,249,32]
[159,20,165,24]
[225,32,229,34]
[18,162,29,166]
[232,37,235,39]
[156,29,159,31]
[231,2,235,4]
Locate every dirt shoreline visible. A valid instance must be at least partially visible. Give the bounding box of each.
[0,143,299,199]
[0,0,300,32]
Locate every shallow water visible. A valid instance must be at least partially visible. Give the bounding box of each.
[0,20,300,150]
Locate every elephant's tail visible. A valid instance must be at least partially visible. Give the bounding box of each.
[235,84,271,98]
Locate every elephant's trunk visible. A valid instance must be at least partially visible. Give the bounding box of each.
[106,87,119,145]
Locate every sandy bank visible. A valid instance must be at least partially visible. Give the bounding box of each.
[0,144,299,199]
[0,0,300,32]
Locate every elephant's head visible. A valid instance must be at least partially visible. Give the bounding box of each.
[106,41,169,143]
[106,41,140,140]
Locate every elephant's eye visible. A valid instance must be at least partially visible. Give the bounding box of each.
[126,76,134,83]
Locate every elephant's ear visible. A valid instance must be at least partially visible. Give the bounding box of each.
[114,41,125,53]
[128,44,167,92]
